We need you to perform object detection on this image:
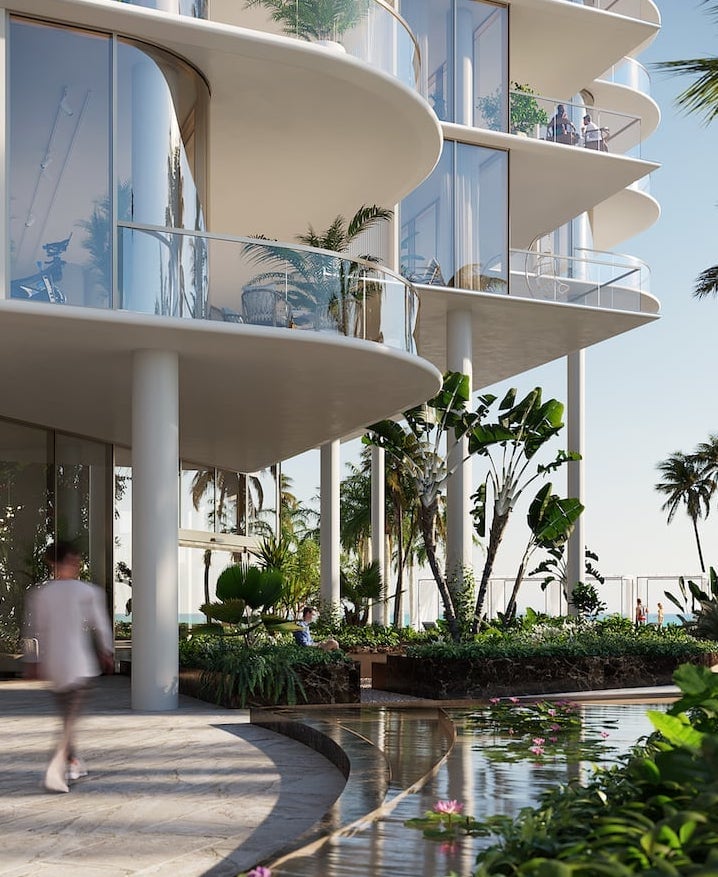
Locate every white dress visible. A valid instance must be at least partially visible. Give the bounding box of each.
[25,579,113,692]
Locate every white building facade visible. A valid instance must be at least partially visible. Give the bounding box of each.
[0,0,659,708]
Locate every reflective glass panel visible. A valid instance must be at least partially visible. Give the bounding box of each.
[9,19,111,307]
[180,464,215,531]
[400,143,507,293]
[116,39,208,231]
[248,466,279,537]
[0,422,50,651]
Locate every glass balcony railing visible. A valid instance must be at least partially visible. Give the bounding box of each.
[113,223,418,352]
[566,0,655,20]
[509,248,653,313]
[507,91,643,158]
[598,57,651,97]
[112,0,208,18]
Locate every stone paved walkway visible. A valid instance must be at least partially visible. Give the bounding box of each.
[0,676,345,877]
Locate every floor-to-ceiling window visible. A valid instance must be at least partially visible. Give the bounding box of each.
[0,420,112,652]
[400,143,508,292]
[400,0,508,129]
[9,18,208,313]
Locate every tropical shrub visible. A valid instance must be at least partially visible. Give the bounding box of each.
[470,663,718,874]
[180,637,353,707]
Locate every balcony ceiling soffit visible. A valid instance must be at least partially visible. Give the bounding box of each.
[589,80,660,140]
[0,302,441,472]
[591,186,660,250]
[445,126,658,249]
[415,288,658,389]
[509,0,659,100]
[19,0,442,239]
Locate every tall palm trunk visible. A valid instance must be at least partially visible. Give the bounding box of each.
[472,510,510,633]
[392,495,404,627]
[692,514,706,573]
[419,498,458,640]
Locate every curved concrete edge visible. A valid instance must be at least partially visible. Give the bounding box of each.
[251,707,456,869]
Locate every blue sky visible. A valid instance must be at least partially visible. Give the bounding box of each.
[285,1,718,580]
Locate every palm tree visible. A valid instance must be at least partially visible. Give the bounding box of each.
[243,205,391,334]
[655,451,714,573]
[657,3,718,299]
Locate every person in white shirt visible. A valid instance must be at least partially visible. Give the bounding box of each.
[24,540,113,793]
[582,114,603,150]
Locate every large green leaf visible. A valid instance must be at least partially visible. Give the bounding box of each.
[200,599,246,624]
[647,710,705,751]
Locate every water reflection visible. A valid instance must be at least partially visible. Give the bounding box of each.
[272,703,661,877]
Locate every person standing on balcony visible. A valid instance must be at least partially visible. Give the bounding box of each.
[23,540,114,793]
[547,104,577,145]
[582,114,603,150]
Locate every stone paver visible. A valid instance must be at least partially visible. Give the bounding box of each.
[0,676,346,877]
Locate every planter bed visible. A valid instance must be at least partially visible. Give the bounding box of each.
[373,652,718,699]
[180,660,361,708]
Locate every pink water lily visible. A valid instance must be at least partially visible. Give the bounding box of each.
[247,869,272,877]
[549,736,558,743]
[547,708,556,717]
[489,697,501,704]
[532,737,545,746]
[550,724,561,732]
[434,799,464,815]
[510,697,520,704]
[600,731,610,738]
[529,745,544,756]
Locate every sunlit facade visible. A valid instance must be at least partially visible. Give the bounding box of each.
[0,0,659,706]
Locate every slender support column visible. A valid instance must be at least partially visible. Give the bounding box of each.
[370,445,386,625]
[131,350,179,710]
[320,440,341,610]
[566,349,585,615]
[446,309,473,594]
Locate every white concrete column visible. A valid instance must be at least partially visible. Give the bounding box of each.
[370,445,385,625]
[320,440,341,609]
[131,349,179,711]
[0,13,7,301]
[446,309,473,591]
[566,349,585,614]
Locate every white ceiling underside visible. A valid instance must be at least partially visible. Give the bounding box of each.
[444,125,658,249]
[509,0,660,100]
[591,185,660,250]
[0,302,441,471]
[15,0,443,241]
[415,286,659,388]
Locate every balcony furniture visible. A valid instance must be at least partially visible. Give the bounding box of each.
[209,305,244,323]
[241,284,293,327]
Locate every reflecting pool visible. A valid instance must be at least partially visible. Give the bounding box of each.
[270,702,661,877]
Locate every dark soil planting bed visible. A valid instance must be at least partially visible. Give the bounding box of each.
[374,652,718,699]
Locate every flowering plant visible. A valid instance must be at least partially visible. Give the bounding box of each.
[468,697,616,763]
[405,800,488,841]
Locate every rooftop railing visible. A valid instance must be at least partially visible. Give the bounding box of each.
[598,56,651,97]
[110,0,420,91]
[115,224,419,353]
[508,90,643,158]
[509,247,653,313]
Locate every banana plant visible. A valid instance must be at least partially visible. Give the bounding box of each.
[503,482,584,620]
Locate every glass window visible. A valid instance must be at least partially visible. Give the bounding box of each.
[9,19,111,307]
[400,0,507,129]
[400,143,507,293]
[54,434,111,587]
[116,39,208,231]
[248,467,279,537]
[0,422,50,651]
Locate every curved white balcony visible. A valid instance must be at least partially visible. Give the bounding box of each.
[592,59,660,142]
[599,57,651,95]
[510,0,659,100]
[591,182,660,250]
[20,0,442,240]
[2,226,440,470]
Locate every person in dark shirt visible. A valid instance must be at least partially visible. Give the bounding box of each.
[294,606,339,651]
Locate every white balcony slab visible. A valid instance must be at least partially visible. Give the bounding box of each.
[415,285,659,389]
[0,301,440,471]
[591,185,660,250]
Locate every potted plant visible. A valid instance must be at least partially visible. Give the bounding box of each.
[245,0,370,48]
[509,83,549,136]
[475,83,549,137]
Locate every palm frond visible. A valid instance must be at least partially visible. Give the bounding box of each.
[656,57,718,124]
[694,263,718,299]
